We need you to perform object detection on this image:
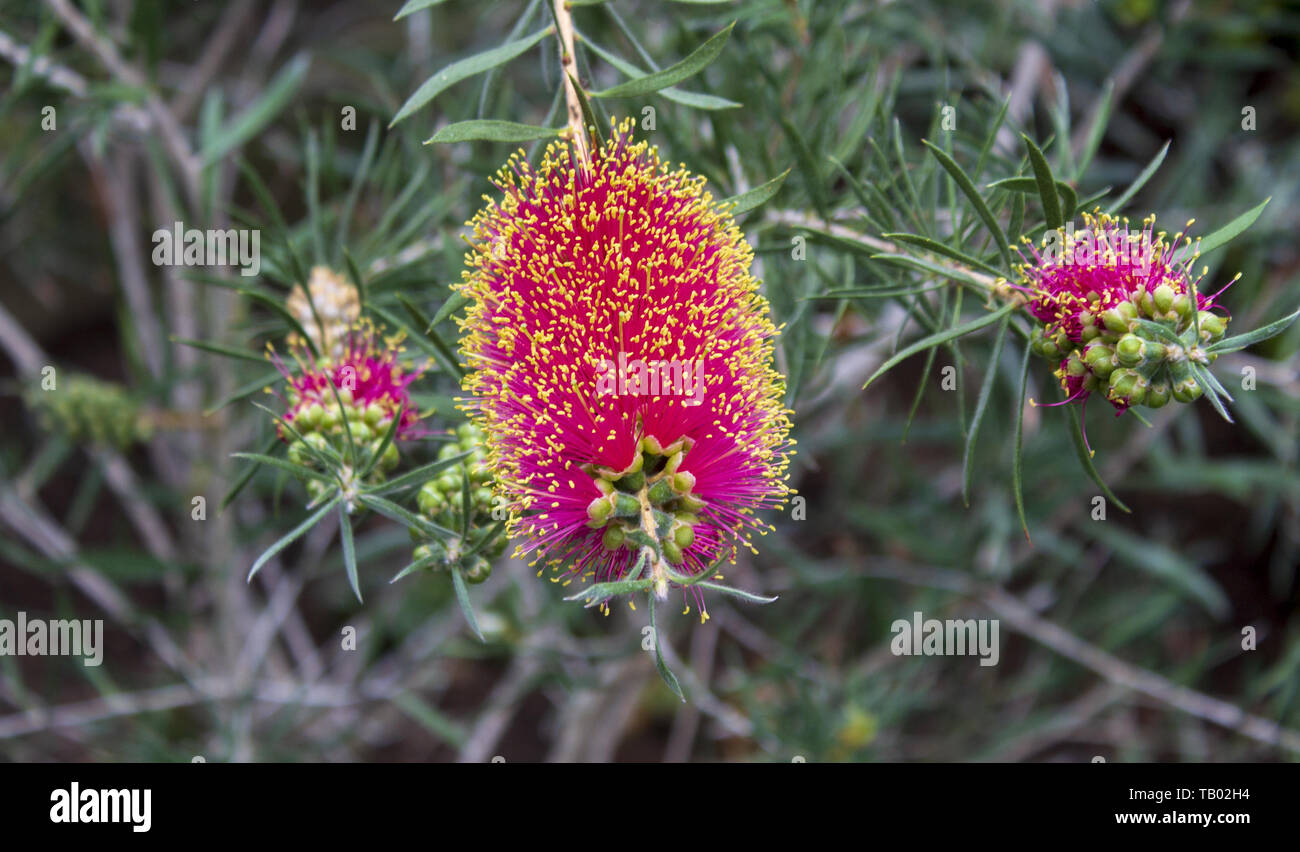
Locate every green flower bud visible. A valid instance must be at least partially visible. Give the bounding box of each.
[1141,340,1166,362]
[1101,307,1130,335]
[1115,334,1144,367]
[586,494,614,524]
[615,470,646,491]
[602,524,625,551]
[673,523,695,548]
[1083,343,1116,379]
[1198,312,1227,341]
[671,471,697,495]
[661,538,683,565]
[1172,378,1203,403]
[381,440,400,471]
[1146,380,1171,409]
[1108,367,1140,401]
[465,557,492,584]
[647,477,675,504]
[1153,284,1175,314]
[417,482,443,516]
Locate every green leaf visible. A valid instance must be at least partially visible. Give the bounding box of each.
[1076,79,1113,178]
[990,178,1078,223]
[369,452,471,495]
[393,0,453,20]
[1012,339,1032,540]
[222,437,280,510]
[590,22,734,98]
[450,564,485,642]
[648,594,685,702]
[240,289,318,358]
[576,32,741,109]
[862,302,1016,390]
[1206,305,1300,354]
[170,336,264,364]
[922,140,1012,270]
[1107,140,1170,214]
[692,580,778,604]
[883,233,1002,276]
[1190,362,1234,423]
[962,314,1010,506]
[1060,407,1130,513]
[426,120,563,144]
[564,577,654,606]
[719,168,790,216]
[367,303,463,379]
[868,253,989,289]
[391,28,553,126]
[359,405,403,479]
[200,55,310,164]
[338,505,361,603]
[391,692,466,748]
[1022,134,1062,230]
[430,292,470,328]
[247,496,340,583]
[1196,197,1271,257]
[782,118,828,219]
[567,70,605,154]
[1089,524,1229,618]
[231,452,333,483]
[357,493,458,540]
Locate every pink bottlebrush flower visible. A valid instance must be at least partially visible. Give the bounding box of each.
[1007,210,1234,416]
[456,119,794,617]
[270,318,428,443]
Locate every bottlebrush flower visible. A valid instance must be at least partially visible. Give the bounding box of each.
[455,118,793,616]
[269,320,429,491]
[1006,210,1235,414]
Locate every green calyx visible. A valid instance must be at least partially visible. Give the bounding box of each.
[583,436,704,565]
[1034,285,1229,410]
[409,422,506,572]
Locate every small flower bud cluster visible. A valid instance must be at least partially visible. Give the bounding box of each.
[286,266,361,360]
[410,423,505,583]
[286,385,403,501]
[1031,282,1228,410]
[583,436,702,566]
[27,373,151,449]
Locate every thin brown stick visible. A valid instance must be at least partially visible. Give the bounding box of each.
[553,0,589,165]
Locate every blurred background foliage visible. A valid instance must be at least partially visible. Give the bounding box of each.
[0,0,1298,761]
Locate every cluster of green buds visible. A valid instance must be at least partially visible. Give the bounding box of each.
[1031,283,1228,409]
[584,435,702,571]
[285,387,403,502]
[26,373,151,449]
[410,423,505,583]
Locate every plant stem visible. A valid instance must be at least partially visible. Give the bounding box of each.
[552,0,589,165]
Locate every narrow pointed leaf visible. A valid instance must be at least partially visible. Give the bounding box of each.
[248,496,339,582]
[863,302,1016,390]
[591,22,734,98]
[719,168,790,215]
[1196,197,1271,257]
[391,28,553,126]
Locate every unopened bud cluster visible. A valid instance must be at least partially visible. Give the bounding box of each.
[410,423,504,583]
[584,436,703,565]
[27,374,151,449]
[286,385,401,501]
[1031,283,1228,409]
